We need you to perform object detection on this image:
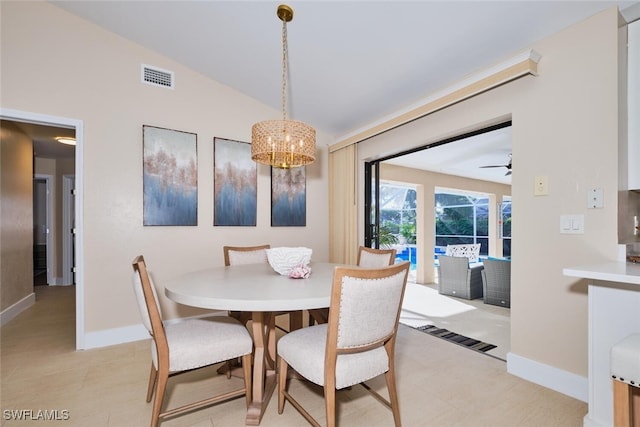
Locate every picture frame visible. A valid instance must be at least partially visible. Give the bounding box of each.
[213,137,257,226]
[143,125,197,226]
[271,167,306,226]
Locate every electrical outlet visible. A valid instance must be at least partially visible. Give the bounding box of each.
[534,176,548,196]
[587,188,604,208]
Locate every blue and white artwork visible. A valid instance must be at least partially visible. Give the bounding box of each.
[214,137,257,226]
[143,126,197,226]
[271,167,306,227]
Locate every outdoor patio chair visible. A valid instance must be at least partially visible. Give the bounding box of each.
[437,254,484,300]
[481,258,511,307]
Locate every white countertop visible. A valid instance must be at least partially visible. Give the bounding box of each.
[563,261,640,285]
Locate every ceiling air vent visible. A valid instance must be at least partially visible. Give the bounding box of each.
[141,64,174,89]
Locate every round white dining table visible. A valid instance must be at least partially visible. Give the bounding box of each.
[164,261,339,426]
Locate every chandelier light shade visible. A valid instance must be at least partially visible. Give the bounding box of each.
[251,4,316,169]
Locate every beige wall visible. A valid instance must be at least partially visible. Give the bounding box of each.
[357,7,620,380]
[0,2,330,336]
[0,121,34,312]
[380,163,511,283]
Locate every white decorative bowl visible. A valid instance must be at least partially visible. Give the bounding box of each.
[266,247,312,276]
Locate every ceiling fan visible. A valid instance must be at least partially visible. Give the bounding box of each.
[480,154,512,176]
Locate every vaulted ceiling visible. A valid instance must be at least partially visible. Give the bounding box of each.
[23,1,640,183]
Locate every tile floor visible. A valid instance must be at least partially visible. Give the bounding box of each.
[1,285,586,427]
[400,282,510,360]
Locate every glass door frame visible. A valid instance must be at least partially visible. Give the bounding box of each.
[364,160,380,248]
[363,121,511,253]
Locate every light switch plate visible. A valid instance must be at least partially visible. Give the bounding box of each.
[534,176,548,196]
[560,214,584,234]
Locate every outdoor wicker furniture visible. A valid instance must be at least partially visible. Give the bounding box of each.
[481,258,511,307]
[437,255,484,300]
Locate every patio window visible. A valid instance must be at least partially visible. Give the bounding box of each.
[435,191,490,256]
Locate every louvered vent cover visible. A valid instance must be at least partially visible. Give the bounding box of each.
[141,65,174,89]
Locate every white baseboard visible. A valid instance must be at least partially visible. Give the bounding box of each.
[583,414,606,427]
[81,311,227,350]
[507,351,588,402]
[83,323,149,349]
[1,292,36,326]
[49,277,73,286]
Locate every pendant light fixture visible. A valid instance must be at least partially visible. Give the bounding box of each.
[251,4,315,169]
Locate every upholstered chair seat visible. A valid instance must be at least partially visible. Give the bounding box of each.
[153,317,252,372]
[278,324,389,389]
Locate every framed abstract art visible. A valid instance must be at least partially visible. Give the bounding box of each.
[143,125,197,226]
[271,167,306,226]
[213,137,257,226]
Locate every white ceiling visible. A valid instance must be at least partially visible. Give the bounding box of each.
[385,125,513,184]
[26,1,640,182]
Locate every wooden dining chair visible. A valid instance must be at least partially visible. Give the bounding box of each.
[277,261,410,427]
[309,245,397,325]
[132,255,253,427]
[223,244,271,267]
[356,245,397,267]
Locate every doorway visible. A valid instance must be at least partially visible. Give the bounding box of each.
[1,108,84,349]
[365,122,512,278]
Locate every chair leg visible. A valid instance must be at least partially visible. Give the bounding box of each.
[150,368,168,427]
[242,353,253,407]
[324,385,336,427]
[385,367,402,427]
[146,363,158,403]
[614,380,631,427]
[278,356,288,414]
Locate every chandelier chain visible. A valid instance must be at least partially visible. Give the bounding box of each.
[281,18,288,122]
[250,4,315,169]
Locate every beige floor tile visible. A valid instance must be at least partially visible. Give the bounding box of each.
[1,285,586,427]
